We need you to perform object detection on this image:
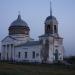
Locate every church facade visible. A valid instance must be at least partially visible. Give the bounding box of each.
[1,5,64,63]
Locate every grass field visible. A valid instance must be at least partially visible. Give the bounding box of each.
[0,62,75,75]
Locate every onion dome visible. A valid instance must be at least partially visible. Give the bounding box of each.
[10,14,28,27]
[9,14,30,35]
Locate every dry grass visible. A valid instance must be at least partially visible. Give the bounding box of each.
[0,62,75,75]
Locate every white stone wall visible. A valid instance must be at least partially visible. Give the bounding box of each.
[48,44,54,63]
[40,36,64,63]
[1,36,30,60]
[53,38,64,61]
[1,36,19,60]
[14,45,42,63]
[1,35,64,63]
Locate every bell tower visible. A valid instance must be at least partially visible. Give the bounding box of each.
[45,1,58,36]
[39,1,64,63]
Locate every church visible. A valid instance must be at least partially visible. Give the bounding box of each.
[1,3,64,63]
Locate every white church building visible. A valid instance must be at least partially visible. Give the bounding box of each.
[1,4,64,63]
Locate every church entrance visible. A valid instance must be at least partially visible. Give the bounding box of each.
[54,49,59,62]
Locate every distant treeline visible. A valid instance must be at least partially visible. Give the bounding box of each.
[64,56,75,64]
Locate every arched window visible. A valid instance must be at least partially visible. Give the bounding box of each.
[54,25,57,33]
[25,52,27,58]
[47,25,50,30]
[47,25,53,33]
[18,52,21,58]
[32,51,35,59]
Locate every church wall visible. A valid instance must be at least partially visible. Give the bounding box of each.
[53,40,64,61]
[1,36,18,60]
[58,45,64,60]
[14,45,42,63]
[48,44,54,63]
[48,44,63,63]
[48,37,64,63]
[48,37,54,63]
[57,39,64,61]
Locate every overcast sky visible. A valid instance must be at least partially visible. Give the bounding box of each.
[0,0,75,56]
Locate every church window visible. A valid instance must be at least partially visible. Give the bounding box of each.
[0,53,1,60]
[18,52,21,58]
[47,25,50,30]
[25,52,27,58]
[32,51,35,59]
[47,25,53,34]
[54,25,57,33]
[36,53,39,57]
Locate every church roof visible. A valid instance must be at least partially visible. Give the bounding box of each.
[46,16,57,21]
[1,36,19,43]
[15,41,41,47]
[45,15,58,25]
[39,34,63,39]
[10,14,28,27]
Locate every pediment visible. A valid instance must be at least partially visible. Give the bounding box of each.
[1,36,18,44]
